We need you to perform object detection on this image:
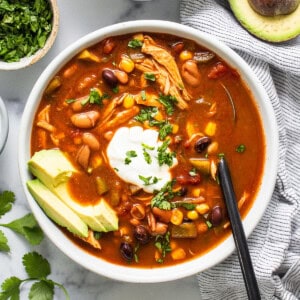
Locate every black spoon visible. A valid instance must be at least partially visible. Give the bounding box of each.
[218,157,261,300]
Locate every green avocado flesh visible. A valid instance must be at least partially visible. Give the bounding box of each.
[229,0,300,42]
[27,149,119,235]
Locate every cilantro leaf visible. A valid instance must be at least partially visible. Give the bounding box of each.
[0,230,9,252]
[0,191,15,218]
[157,94,178,115]
[29,280,54,300]
[157,139,176,166]
[23,252,51,279]
[144,73,156,82]
[151,180,180,210]
[128,39,143,48]
[1,214,43,246]
[0,276,22,300]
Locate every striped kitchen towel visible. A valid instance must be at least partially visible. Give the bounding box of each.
[180,1,300,299]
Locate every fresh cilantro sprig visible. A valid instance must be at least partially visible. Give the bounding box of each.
[0,191,43,251]
[66,88,108,106]
[0,252,70,300]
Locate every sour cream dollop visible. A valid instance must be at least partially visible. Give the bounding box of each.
[106,126,177,193]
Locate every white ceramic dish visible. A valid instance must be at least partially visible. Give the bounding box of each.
[18,20,279,283]
[0,97,9,154]
[0,0,59,71]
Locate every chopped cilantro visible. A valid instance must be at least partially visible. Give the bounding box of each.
[134,107,158,123]
[66,89,108,107]
[157,94,178,115]
[189,168,198,177]
[124,150,137,165]
[142,148,152,164]
[157,139,176,166]
[141,90,147,101]
[151,180,180,210]
[128,39,143,48]
[0,0,53,62]
[236,144,246,153]
[138,175,160,186]
[155,232,171,263]
[144,73,156,82]
[112,86,119,94]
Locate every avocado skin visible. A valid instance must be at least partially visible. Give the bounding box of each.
[229,0,300,42]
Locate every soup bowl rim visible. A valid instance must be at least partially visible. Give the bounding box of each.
[18,19,279,283]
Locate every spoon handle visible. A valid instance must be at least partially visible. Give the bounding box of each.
[218,157,261,300]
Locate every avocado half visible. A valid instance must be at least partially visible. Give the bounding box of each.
[229,0,300,42]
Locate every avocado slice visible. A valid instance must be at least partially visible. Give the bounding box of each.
[28,149,119,232]
[27,179,89,238]
[229,0,300,42]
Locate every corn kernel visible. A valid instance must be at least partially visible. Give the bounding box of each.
[171,248,186,260]
[179,50,193,61]
[119,56,135,73]
[192,188,201,197]
[78,49,100,62]
[123,94,135,109]
[204,121,216,136]
[91,154,103,168]
[187,210,199,220]
[133,33,144,41]
[172,123,179,134]
[196,203,210,215]
[171,208,184,225]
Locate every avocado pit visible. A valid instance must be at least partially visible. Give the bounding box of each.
[248,0,300,16]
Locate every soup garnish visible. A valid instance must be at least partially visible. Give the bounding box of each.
[27,32,265,267]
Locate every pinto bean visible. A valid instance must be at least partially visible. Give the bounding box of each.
[153,222,168,235]
[70,111,100,129]
[82,132,100,151]
[114,70,129,84]
[76,144,90,170]
[181,60,201,87]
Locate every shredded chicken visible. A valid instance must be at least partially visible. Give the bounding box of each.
[136,57,189,110]
[77,229,102,249]
[137,35,191,109]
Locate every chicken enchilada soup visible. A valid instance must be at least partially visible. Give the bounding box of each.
[27,32,265,267]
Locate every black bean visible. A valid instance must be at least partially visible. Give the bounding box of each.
[102,69,118,87]
[134,225,150,245]
[210,206,223,226]
[194,136,212,153]
[120,242,134,261]
[178,186,188,196]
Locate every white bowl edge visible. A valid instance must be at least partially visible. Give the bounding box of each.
[18,20,279,283]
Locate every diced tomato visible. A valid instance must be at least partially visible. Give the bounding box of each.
[208,63,228,79]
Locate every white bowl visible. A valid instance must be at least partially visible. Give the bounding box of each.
[0,97,9,154]
[0,0,59,71]
[18,20,279,283]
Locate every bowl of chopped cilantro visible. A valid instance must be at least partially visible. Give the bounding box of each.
[0,0,59,70]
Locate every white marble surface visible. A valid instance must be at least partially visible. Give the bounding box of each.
[0,1,201,299]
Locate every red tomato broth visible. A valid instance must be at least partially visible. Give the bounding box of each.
[30,32,265,268]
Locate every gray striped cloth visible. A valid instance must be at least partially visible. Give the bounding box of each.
[180,1,300,299]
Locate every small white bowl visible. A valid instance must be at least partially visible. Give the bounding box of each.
[0,0,59,71]
[0,97,9,154]
[19,20,279,283]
